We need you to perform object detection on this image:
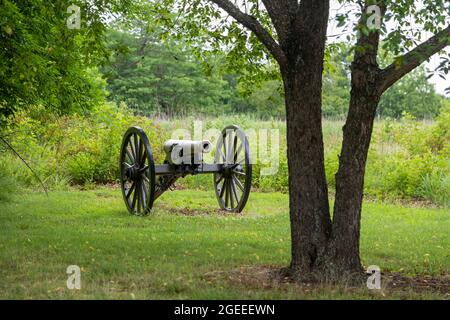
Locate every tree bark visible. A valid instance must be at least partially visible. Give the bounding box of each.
[318,3,448,281]
[315,2,385,280]
[283,68,332,274]
[321,68,381,278]
[281,0,332,275]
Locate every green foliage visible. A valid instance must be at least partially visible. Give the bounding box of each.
[101,29,445,120]
[101,24,287,118]
[378,67,444,119]
[103,27,234,117]
[160,0,278,93]
[239,80,285,118]
[0,0,133,122]
[322,45,351,118]
[0,161,17,202]
[419,173,450,207]
[156,114,449,206]
[364,106,450,206]
[322,45,446,119]
[1,107,448,206]
[334,0,450,81]
[0,104,164,189]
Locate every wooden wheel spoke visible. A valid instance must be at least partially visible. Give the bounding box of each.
[139,181,145,213]
[217,146,226,162]
[230,179,239,206]
[131,184,138,210]
[133,134,139,158]
[122,162,132,181]
[126,182,136,199]
[136,134,142,166]
[215,173,223,184]
[140,148,147,165]
[219,179,226,198]
[226,131,234,163]
[224,179,229,208]
[232,175,244,192]
[138,136,144,166]
[234,141,243,162]
[222,136,227,164]
[232,135,238,163]
[229,179,235,208]
[129,138,137,160]
[135,180,141,212]
[141,180,147,208]
[233,170,245,176]
[123,161,133,169]
[128,142,135,161]
[125,148,134,164]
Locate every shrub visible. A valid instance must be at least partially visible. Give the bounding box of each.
[0,159,17,202]
[1,108,448,207]
[0,103,164,189]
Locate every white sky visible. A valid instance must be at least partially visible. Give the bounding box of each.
[328,0,449,96]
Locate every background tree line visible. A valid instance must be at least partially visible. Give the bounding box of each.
[102,25,447,119]
[1,1,446,124]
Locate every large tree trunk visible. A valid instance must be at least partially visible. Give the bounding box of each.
[283,67,331,274]
[320,74,381,279]
[282,0,332,275]
[310,1,386,280]
[318,3,449,281]
[317,17,383,278]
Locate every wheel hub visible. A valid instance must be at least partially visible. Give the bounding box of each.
[126,165,140,181]
[222,164,242,178]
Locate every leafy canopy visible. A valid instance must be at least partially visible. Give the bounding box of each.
[0,0,134,123]
[151,0,449,92]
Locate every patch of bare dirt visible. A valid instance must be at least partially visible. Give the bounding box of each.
[385,272,449,295]
[156,203,242,217]
[202,265,450,297]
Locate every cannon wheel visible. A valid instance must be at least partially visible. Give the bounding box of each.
[214,125,252,213]
[120,126,156,216]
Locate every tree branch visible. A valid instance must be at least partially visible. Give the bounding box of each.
[379,25,450,93]
[208,0,287,65]
[261,0,298,46]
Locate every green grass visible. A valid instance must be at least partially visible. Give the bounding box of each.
[0,188,448,299]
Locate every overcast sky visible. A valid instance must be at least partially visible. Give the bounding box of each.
[328,1,449,96]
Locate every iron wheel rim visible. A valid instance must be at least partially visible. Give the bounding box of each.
[213,125,252,213]
[119,126,156,216]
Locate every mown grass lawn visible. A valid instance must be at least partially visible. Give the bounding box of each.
[0,187,448,299]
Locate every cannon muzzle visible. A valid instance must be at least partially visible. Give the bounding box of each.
[164,139,212,165]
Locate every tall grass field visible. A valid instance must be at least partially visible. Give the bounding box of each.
[1,104,449,207]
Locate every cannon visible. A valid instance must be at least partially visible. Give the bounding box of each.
[119,125,252,216]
